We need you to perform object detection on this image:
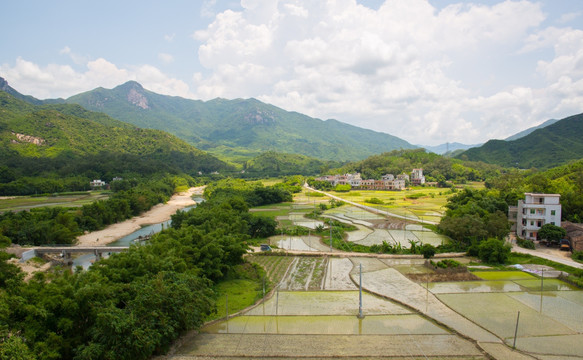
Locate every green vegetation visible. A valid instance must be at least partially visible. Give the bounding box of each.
[338,148,501,184]
[476,238,511,264]
[65,81,416,163]
[431,259,461,268]
[508,252,583,288]
[0,180,292,359]
[438,188,510,247]
[0,175,191,246]
[0,91,232,196]
[516,238,536,249]
[538,223,566,242]
[458,112,583,169]
[487,159,583,222]
[243,151,338,177]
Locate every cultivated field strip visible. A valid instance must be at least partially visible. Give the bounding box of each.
[250,255,328,290]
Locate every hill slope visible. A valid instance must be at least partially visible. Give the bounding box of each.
[505,118,559,141]
[65,81,416,162]
[0,91,230,177]
[457,113,583,169]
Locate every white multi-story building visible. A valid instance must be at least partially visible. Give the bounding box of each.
[515,193,561,241]
[411,168,425,185]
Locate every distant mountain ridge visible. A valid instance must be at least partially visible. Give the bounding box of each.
[62,81,417,162]
[420,142,481,155]
[457,112,583,169]
[0,88,230,176]
[505,118,559,141]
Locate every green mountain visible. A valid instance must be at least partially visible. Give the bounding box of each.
[0,90,230,178]
[505,118,559,141]
[64,81,416,162]
[243,151,339,177]
[457,113,583,169]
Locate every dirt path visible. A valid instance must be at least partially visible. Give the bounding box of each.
[75,186,205,247]
[511,244,583,269]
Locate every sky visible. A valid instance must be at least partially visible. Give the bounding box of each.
[1,0,583,146]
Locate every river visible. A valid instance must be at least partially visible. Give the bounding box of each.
[72,197,203,269]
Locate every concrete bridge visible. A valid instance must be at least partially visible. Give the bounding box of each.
[23,246,129,265]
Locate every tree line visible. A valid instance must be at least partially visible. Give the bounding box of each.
[0,180,286,359]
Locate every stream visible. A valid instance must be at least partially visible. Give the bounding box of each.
[72,197,203,269]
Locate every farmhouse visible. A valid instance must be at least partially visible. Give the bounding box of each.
[509,193,562,241]
[316,171,411,191]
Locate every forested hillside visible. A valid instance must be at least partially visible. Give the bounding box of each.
[243,151,340,177]
[0,91,232,195]
[458,113,583,169]
[339,149,502,183]
[64,81,417,162]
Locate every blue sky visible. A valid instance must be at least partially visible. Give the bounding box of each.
[2,0,583,146]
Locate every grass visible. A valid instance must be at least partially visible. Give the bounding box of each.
[325,186,460,223]
[0,191,110,212]
[210,279,262,320]
[508,252,583,288]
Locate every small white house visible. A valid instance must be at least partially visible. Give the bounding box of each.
[90,180,106,188]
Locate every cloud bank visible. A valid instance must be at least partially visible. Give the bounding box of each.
[2,0,583,145]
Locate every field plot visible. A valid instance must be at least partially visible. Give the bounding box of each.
[324,258,357,290]
[0,191,109,212]
[433,272,583,358]
[248,255,295,286]
[274,235,321,252]
[245,291,412,316]
[327,187,452,223]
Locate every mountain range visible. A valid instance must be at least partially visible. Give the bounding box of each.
[62,81,416,162]
[2,77,583,171]
[457,112,583,169]
[0,89,230,178]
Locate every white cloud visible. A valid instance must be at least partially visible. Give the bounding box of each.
[164,33,176,42]
[0,57,193,100]
[158,53,175,63]
[192,0,574,144]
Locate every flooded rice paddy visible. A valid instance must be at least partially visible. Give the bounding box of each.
[174,253,583,359]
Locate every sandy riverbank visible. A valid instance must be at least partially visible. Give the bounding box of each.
[75,186,205,247]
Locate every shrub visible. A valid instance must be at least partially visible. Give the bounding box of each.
[420,243,436,259]
[572,251,583,262]
[365,197,383,204]
[477,238,511,264]
[431,259,461,268]
[517,238,535,250]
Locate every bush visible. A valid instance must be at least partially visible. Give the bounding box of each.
[420,243,436,259]
[431,259,461,268]
[572,251,583,262]
[477,238,511,264]
[517,238,535,249]
[365,197,383,204]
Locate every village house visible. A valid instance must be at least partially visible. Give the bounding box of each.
[411,168,425,185]
[90,179,106,188]
[563,221,583,252]
[316,171,411,191]
[510,193,562,241]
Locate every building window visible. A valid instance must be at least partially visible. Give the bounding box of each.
[551,210,556,216]
[530,221,534,226]
[551,222,555,225]
[530,209,535,214]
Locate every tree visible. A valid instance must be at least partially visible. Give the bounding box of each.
[420,243,436,259]
[477,238,511,264]
[537,224,566,242]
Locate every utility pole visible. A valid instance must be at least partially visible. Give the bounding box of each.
[358,263,364,319]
